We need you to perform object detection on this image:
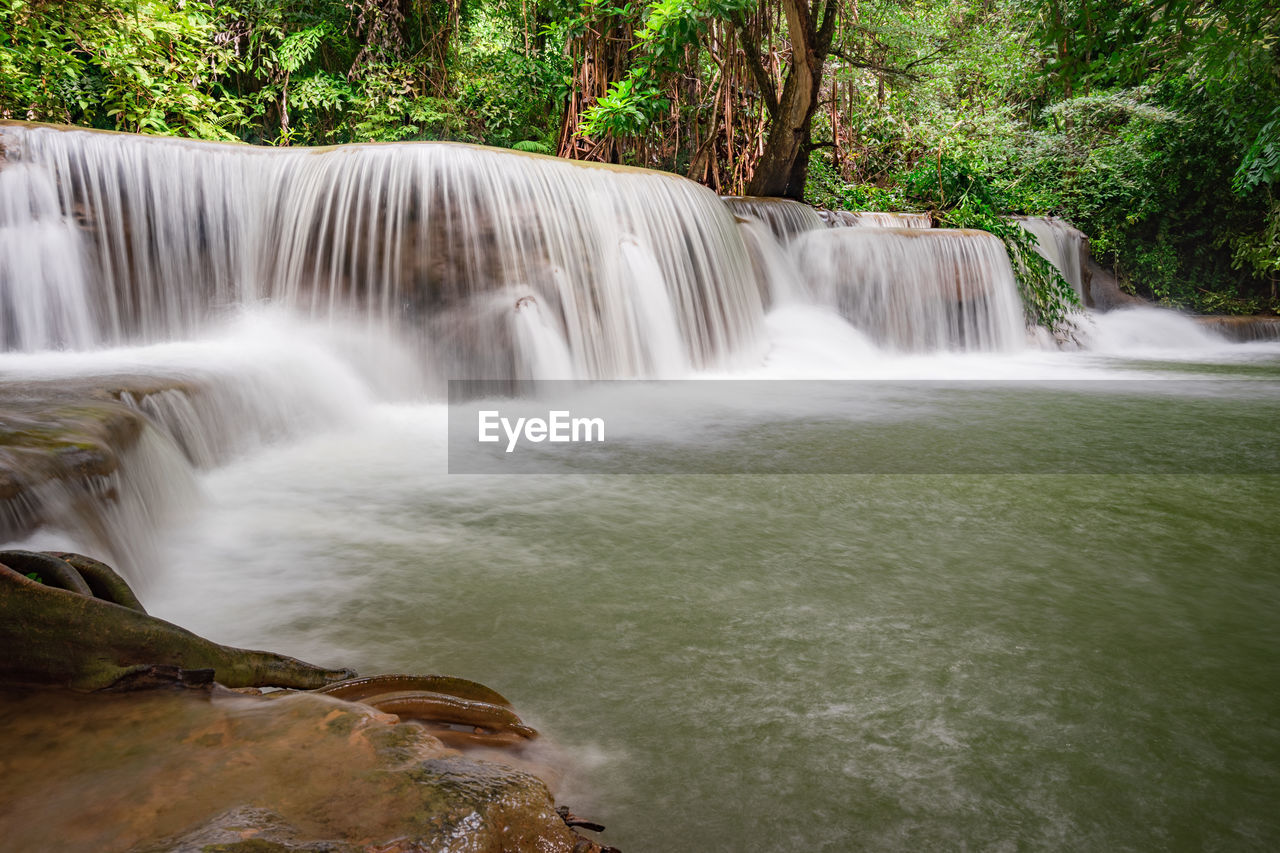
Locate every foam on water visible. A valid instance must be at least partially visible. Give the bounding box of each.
[1077,306,1228,355]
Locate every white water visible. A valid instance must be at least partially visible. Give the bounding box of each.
[793,227,1027,351]
[737,218,804,307]
[823,210,933,229]
[0,123,1255,572]
[1076,306,1229,355]
[0,124,764,378]
[0,164,96,350]
[722,196,826,242]
[1015,216,1087,296]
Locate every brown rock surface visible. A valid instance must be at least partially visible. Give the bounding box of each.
[1193,315,1280,342]
[0,687,593,853]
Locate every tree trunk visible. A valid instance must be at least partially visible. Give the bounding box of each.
[745,0,836,199]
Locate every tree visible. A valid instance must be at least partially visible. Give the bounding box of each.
[740,0,837,197]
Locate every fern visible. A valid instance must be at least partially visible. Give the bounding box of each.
[511,140,552,154]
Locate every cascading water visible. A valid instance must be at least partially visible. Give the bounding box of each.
[721,196,826,242]
[2,422,201,585]
[0,163,97,350]
[0,312,393,578]
[822,210,933,229]
[0,122,765,379]
[792,227,1026,351]
[1014,215,1087,297]
[737,218,805,307]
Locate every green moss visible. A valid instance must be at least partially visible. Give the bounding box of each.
[324,713,359,736]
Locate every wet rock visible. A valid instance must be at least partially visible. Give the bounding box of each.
[0,398,144,506]
[146,807,356,852]
[0,374,208,541]
[1192,315,1280,342]
[0,688,597,853]
[317,673,514,707]
[1083,257,1143,311]
[316,674,538,750]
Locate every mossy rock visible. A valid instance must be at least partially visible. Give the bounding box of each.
[0,373,209,537]
[0,551,353,691]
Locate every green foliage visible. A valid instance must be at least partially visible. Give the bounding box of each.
[1228,198,1280,288]
[0,0,564,147]
[573,0,748,151]
[511,139,553,154]
[833,182,912,213]
[806,154,915,213]
[0,0,239,137]
[1234,110,1280,196]
[580,72,667,138]
[1015,80,1275,312]
[453,5,565,148]
[802,154,846,210]
[25,572,43,584]
[818,0,1279,317]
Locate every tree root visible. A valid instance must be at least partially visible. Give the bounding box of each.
[316,673,514,707]
[317,674,540,751]
[0,550,355,691]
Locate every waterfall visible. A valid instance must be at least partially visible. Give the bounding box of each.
[721,196,826,242]
[509,291,576,380]
[0,164,97,350]
[618,237,692,378]
[822,211,933,229]
[0,405,201,585]
[1013,216,1086,297]
[737,218,804,307]
[793,227,1026,351]
[0,123,765,378]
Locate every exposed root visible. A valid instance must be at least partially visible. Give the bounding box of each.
[317,673,513,708]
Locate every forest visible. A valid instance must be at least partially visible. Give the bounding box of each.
[2,0,1277,314]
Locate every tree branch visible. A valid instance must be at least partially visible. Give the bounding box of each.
[816,0,838,54]
[830,47,924,82]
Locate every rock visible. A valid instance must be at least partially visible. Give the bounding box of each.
[0,547,612,850]
[148,806,358,852]
[0,374,211,542]
[1192,315,1280,342]
[315,673,539,750]
[1082,257,1143,311]
[0,687,600,852]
